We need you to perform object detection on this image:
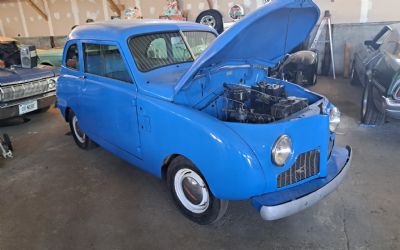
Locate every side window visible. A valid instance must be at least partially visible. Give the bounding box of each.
[84,43,101,75]
[65,43,79,70]
[147,38,167,59]
[83,43,132,83]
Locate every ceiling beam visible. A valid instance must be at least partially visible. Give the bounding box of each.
[107,0,121,17]
[26,0,48,21]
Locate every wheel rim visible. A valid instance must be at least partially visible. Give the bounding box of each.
[72,116,86,143]
[174,168,210,214]
[200,15,216,28]
[362,86,369,117]
[350,65,355,80]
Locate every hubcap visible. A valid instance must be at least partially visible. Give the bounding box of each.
[72,116,86,143]
[174,168,210,213]
[350,68,354,80]
[200,15,216,28]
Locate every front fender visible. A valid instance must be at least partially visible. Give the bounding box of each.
[136,93,266,200]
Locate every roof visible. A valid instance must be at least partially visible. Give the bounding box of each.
[0,36,17,43]
[69,19,216,41]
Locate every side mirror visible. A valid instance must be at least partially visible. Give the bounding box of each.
[364,40,374,47]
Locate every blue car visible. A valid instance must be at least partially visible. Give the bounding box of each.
[57,0,352,224]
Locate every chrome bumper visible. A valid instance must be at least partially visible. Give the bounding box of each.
[0,93,55,120]
[258,146,352,221]
[382,96,400,119]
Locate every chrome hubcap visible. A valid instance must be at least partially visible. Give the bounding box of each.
[174,169,210,213]
[72,116,86,143]
[350,69,354,79]
[200,15,216,28]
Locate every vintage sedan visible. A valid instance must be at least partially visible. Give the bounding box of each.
[0,37,58,120]
[57,0,351,224]
[351,24,400,125]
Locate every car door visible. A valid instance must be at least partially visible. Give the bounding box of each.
[59,41,85,116]
[79,40,142,158]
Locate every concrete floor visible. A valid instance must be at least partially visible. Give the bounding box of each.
[0,77,399,250]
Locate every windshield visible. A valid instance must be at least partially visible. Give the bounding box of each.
[129,31,216,72]
[380,30,400,61]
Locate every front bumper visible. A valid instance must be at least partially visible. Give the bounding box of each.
[0,93,55,120]
[252,145,352,221]
[382,96,400,119]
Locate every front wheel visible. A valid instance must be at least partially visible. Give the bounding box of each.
[167,156,228,225]
[361,83,385,125]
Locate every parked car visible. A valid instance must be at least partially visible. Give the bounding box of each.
[57,0,351,225]
[37,48,63,67]
[0,37,58,120]
[351,24,400,125]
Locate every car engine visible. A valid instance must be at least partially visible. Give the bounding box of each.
[221,81,309,124]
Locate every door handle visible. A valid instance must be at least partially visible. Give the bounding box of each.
[79,75,86,79]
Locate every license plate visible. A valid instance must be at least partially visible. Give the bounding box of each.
[19,100,38,115]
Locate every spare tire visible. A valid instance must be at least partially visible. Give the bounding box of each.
[196,9,224,34]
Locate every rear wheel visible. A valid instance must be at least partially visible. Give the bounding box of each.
[361,83,385,125]
[69,111,95,149]
[167,156,228,225]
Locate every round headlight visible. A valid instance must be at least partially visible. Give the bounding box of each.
[48,78,56,90]
[272,135,292,166]
[329,106,341,132]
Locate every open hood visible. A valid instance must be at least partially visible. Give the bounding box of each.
[174,0,320,96]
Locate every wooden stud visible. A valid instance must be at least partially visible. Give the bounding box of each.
[206,0,213,9]
[26,0,48,21]
[107,0,121,17]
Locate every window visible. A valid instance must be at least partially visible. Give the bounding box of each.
[83,43,132,83]
[65,43,79,70]
[381,31,400,58]
[171,36,192,61]
[129,31,216,72]
[182,31,216,58]
[147,38,167,59]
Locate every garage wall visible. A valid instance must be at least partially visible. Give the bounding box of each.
[0,0,400,38]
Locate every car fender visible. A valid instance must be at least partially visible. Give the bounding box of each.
[136,93,266,200]
[56,70,82,121]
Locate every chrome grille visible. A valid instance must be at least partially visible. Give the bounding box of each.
[0,79,50,102]
[277,149,320,188]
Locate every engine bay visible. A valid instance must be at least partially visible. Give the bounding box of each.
[204,81,310,124]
